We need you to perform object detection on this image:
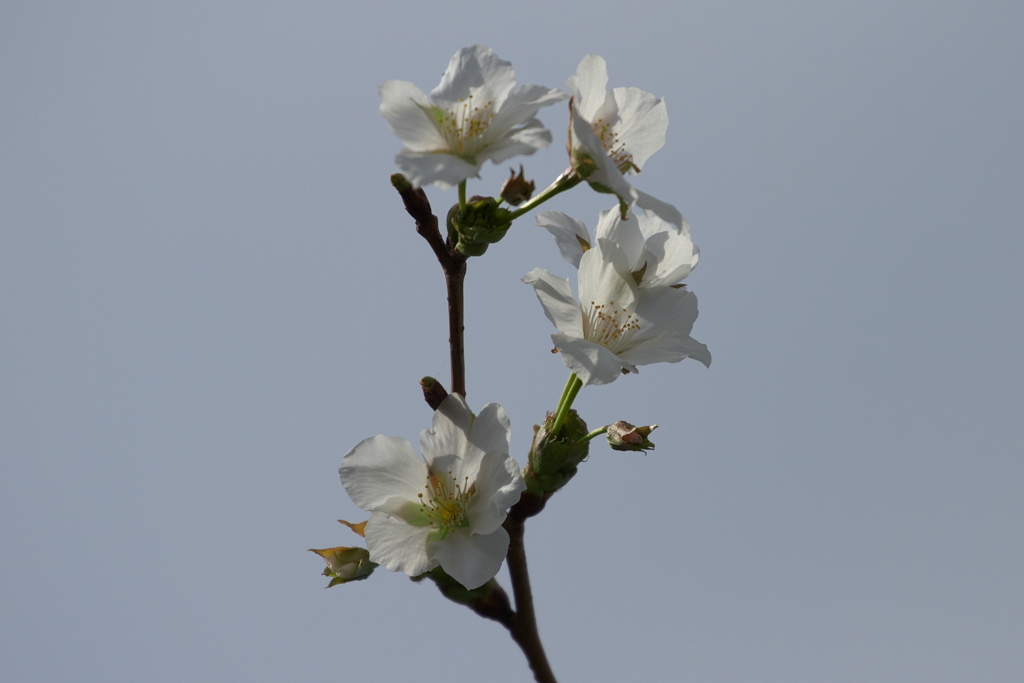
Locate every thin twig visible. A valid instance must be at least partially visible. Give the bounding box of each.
[392,175,467,396]
[504,512,558,683]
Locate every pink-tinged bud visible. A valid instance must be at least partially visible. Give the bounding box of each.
[606,421,658,452]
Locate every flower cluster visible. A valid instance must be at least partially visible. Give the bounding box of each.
[527,207,709,386]
[321,46,710,603]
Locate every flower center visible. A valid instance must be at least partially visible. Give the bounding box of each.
[582,299,641,353]
[436,94,496,158]
[417,469,474,538]
[591,118,639,174]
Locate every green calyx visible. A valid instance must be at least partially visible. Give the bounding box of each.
[524,410,590,495]
[447,196,514,257]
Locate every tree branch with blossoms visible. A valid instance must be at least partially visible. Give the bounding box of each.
[311,46,711,683]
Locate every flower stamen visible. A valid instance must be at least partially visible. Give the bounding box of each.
[583,299,641,353]
[417,469,474,537]
[437,94,496,158]
[591,117,638,174]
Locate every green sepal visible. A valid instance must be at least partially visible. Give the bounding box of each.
[413,567,513,625]
[523,410,590,495]
[446,196,514,257]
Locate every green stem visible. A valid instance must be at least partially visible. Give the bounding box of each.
[552,373,577,422]
[550,373,583,436]
[507,169,581,220]
[580,426,609,444]
[458,180,467,213]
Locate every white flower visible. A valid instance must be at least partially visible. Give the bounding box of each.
[523,238,710,386]
[537,207,699,287]
[566,55,683,227]
[339,394,526,589]
[379,45,566,189]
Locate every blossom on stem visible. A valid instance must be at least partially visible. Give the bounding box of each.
[379,45,566,189]
[537,207,698,287]
[339,394,526,589]
[566,55,683,227]
[523,238,710,386]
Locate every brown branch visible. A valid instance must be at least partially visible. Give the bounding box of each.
[503,512,558,683]
[392,175,468,397]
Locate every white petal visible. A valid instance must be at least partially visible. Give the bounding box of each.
[482,119,553,164]
[536,211,590,268]
[432,527,511,589]
[339,435,426,513]
[364,512,433,577]
[620,288,711,367]
[522,268,584,339]
[571,113,637,206]
[431,45,515,109]
[468,402,512,456]
[421,393,475,463]
[635,190,685,230]
[609,86,668,170]
[467,451,525,535]
[488,83,567,134]
[394,151,480,190]
[645,229,698,287]
[577,239,637,312]
[554,334,631,386]
[596,208,646,272]
[567,55,609,121]
[378,80,446,152]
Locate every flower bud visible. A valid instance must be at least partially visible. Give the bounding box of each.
[446,196,514,257]
[499,165,535,206]
[308,546,376,587]
[524,410,589,494]
[606,421,658,452]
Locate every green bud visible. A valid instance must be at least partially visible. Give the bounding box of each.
[390,173,413,192]
[525,410,590,494]
[606,421,658,452]
[447,196,514,257]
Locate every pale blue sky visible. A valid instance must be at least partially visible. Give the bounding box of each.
[2,2,1022,681]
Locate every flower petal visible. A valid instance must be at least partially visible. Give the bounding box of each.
[609,86,667,170]
[537,211,591,268]
[378,80,444,152]
[620,288,711,367]
[489,84,567,130]
[577,239,637,311]
[522,268,584,339]
[432,527,511,589]
[466,450,525,535]
[635,190,685,230]
[364,512,433,577]
[339,436,426,513]
[595,208,646,272]
[571,111,637,205]
[394,151,481,190]
[482,118,553,164]
[421,393,475,463]
[567,55,610,121]
[468,402,512,456]
[554,333,632,386]
[430,45,515,110]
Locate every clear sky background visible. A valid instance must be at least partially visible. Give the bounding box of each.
[2,2,1022,681]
